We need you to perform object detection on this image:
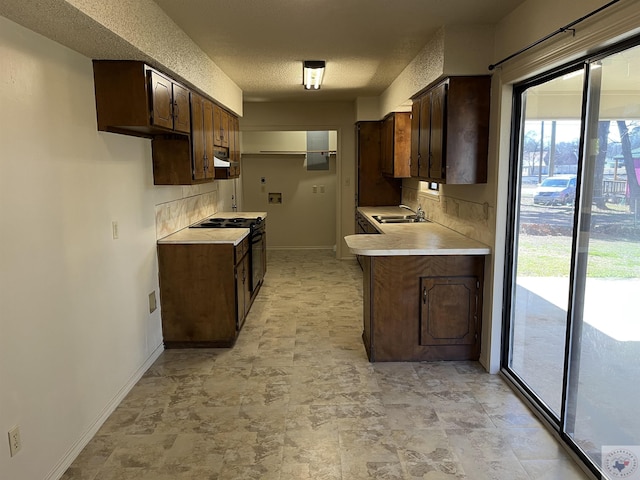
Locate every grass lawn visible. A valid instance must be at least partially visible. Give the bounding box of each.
[517,234,640,278]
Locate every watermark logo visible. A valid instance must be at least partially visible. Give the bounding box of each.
[602,446,640,479]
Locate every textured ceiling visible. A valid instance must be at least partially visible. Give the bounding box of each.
[153,0,526,102]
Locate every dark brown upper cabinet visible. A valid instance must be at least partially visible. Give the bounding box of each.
[190,93,215,182]
[356,121,402,206]
[213,104,230,148]
[93,60,242,185]
[410,76,490,184]
[381,112,411,178]
[93,60,190,137]
[151,92,216,185]
[215,114,240,179]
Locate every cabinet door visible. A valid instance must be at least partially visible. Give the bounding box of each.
[213,105,230,147]
[381,115,394,176]
[235,255,246,329]
[235,250,251,329]
[229,115,239,162]
[203,99,215,179]
[190,94,206,180]
[149,70,190,133]
[243,253,252,316]
[428,82,447,181]
[393,112,411,178]
[356,122,401,206]
[410,100,420,178]
[419,275,479,347]
[149,71,173,130]
[418,92,431,179]
[220,109,230,148]
[213,106,222,146]
[228,115,240,178]
[172,83,191,134]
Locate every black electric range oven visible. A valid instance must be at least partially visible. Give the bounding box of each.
[190,216,266,294]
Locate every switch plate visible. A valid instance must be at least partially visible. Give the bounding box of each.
[312,185,317,193]
[148,291,157,313]
[320,185,325,194]
[112,221,119,240]
[8,425,21,457]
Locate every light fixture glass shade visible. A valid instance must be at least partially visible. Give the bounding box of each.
[303,60,325,90]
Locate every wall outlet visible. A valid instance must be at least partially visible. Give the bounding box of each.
[8,425,21,457]
[148,291,157,313]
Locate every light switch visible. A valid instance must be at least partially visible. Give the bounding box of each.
[312,185,318,193]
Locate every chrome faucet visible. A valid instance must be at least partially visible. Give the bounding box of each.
[399,204,426,222]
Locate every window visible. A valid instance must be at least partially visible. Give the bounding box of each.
[504,39,640,479]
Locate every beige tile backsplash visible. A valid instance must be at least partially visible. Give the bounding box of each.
[155,191,218,239]
[402,182,494,246]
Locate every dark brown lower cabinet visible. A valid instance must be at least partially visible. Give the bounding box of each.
[362,255,484,361]
[355,211,380,270]
[157,237,251,348]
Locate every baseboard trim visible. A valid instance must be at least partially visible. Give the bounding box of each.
[267,246,334,251]
[46,343,164,480]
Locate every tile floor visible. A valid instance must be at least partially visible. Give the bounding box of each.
[61,250,590,480]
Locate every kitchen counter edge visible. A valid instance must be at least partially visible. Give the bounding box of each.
[345,207,490,256]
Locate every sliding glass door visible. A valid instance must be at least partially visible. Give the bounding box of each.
[507,70,584,418]
[505,40,640,478]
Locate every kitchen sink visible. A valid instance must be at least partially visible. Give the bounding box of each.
[372,215,429,224]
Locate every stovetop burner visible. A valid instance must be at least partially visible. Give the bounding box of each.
[190,217,263,229]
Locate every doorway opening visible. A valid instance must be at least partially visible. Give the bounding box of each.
[240,130,339,252]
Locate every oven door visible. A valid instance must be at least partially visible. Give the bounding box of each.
[250,230,265,293]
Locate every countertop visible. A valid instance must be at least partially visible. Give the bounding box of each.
[344,207,490,256]
[157,212,267,245]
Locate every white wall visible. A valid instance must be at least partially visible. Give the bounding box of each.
[240,131,337,249]
[240,102,356,259]
[0,16,217,479]
[242,155,337,249]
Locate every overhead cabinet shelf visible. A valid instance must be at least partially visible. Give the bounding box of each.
[92,61,191,137]
[92,60,241,184]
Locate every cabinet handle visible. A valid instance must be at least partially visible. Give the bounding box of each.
[173,100,179,119]
[422,286,427,304]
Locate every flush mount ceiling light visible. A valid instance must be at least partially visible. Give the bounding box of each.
[303,60,325,90]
